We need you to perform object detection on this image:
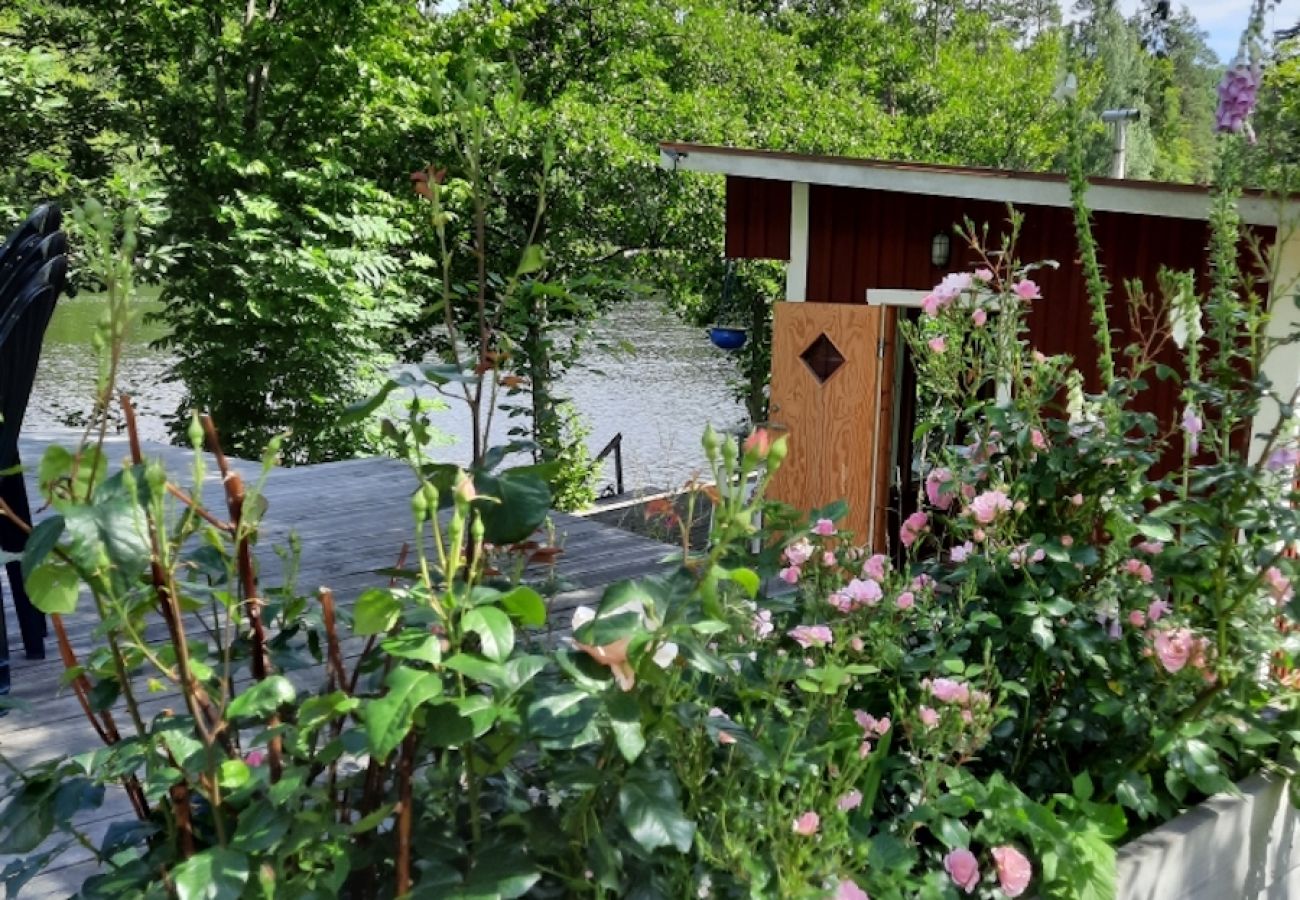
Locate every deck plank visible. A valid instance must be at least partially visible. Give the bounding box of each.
[1,432,676,897]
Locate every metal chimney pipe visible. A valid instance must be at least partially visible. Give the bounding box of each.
[1101,108,1141,179]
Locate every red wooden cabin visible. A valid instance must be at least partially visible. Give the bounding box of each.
[661,143,1300,546]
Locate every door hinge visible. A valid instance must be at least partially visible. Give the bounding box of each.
[877,337,887,358]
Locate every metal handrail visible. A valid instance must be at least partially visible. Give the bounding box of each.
[594,432,624,496]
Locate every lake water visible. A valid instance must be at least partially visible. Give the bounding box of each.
[26,295,746,492]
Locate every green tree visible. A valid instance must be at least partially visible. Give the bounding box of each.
[80,0,435,463]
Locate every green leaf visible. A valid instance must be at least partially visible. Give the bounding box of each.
[21,515,64,578]
[472,468,551,545]
[463,607,515,663]
[1030,616,1056,650]
[500,586,547,626]
[226,675,296,720]
[618,770,695,853]
[24,562,80,615]
[382,629,442,664]
[517,243,545,276]
[0,780,55,854]
[172,847,250,900]
[1072,771,1094,802]
[219,759,251,790]
[607,692,645,762]
[362,665,442,762]
[353,588,401,636]
[528,690,598,740]
[1136,516,1174,543]
[727,567,761,599]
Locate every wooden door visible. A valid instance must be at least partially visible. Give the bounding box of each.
[767,302,895,548]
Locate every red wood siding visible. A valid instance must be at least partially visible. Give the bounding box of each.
[725,176,791,260]
[728,180,1275,478]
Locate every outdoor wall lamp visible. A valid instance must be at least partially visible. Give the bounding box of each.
[930,232,951,268]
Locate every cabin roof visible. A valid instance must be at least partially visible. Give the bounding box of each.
[659,142,1298,228]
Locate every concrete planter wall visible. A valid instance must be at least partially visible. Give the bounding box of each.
[1117,773,1300,899]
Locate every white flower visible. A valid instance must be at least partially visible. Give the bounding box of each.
[1168,288,1203,350]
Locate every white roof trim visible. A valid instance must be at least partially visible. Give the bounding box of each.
[660,146,1291,228]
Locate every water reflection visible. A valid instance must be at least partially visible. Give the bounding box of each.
[27,297,746,493]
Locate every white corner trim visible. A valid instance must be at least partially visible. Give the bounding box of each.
[866,289,929,307]
[1250,228,1300,464]
[786,182,810,302]
[663,146,1291,227]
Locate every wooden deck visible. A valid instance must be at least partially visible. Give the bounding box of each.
[1,430,676,898]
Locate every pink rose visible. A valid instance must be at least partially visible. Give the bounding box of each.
[1154,628,1194,673]
[845,578,883,607]
[992,845,1033,897]
[1070,493,1084,507]
[1128,610,1146,628]
[925,468,956,509]
[836,880,870,900]
[896,591,915,610]
[812,518,836,537]
[779,565,801,585]
[900,511,929,548]
[822,551,838,567]
[944,848,981,893]
[928,336,947,354]
[838,789,863,811]
[1012,279,1041,300]
[1137,541,1164,555]
[850,636,865,653]
[1031,429,1048,451]
[784,539,814,567]
[969,490,1012,525]
[863,553,889,581]
[245,749,267,767]
[919,705,940,728]
[928,677,970,705]
[789,625,833,649]
[792,811,820,836]
[743,428,773,459]
[950,541,974,563]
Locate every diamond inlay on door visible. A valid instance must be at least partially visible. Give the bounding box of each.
[800,332,845,383]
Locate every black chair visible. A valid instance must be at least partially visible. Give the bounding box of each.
[0,205,66,700]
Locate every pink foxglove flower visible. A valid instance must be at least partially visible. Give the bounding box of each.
[992,845,1033,898]
[812,518,836,537]
[944,848,981,893]
[1182,404,1203,455]
[1266,566,1293,603]
[1267,447,1300,472]
[1147,599,1171,622]
[792,811,820,836]
[1216,59,1260,141]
